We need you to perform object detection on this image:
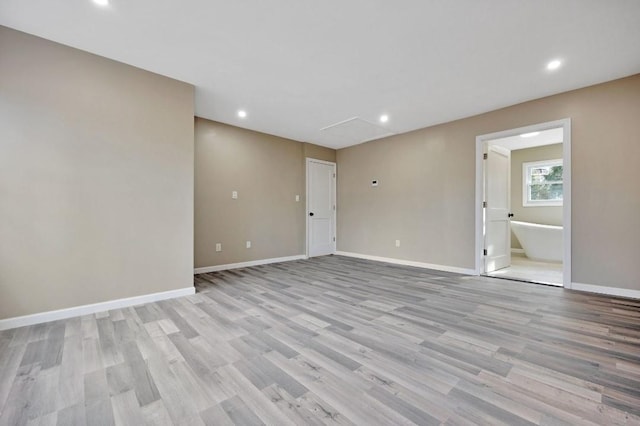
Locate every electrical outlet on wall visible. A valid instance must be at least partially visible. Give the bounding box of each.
[395,240,400,247]
[232,191,238,199]
[215,243,222,252]
[295,195,300,202]
[246,241,251,249]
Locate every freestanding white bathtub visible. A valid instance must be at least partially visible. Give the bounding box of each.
[511,221,563,263]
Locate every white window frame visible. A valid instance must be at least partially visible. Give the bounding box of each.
[523,158,563,207]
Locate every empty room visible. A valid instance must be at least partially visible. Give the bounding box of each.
[1,1,640,425]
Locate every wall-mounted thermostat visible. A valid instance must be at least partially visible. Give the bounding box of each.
[371,180,379,187]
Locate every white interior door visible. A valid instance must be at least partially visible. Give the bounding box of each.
[485,145,511,273]
[307,159,336,257]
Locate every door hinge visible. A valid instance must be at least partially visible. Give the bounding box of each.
[333,205,336,211]
[333,237,336,242]
[483,249,488,256]
[333,173,336,178]
[482,201,487,208]
[483,153,488,160]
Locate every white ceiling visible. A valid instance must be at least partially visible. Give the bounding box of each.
[1,1,639,149]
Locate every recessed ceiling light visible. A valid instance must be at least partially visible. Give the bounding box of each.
[237,110,247,118]
[379,114,389,123]
[520,131,540,138]
[546,59,562,71]
[93,0,109,6]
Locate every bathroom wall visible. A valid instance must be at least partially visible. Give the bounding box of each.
[510,143,563,249]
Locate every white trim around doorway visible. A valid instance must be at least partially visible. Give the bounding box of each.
[475,118,572,288]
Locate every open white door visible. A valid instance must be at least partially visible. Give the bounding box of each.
[485,145,511,273]
[306,159,336,257]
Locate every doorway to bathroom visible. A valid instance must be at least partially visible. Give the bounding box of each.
[475,119,571,287]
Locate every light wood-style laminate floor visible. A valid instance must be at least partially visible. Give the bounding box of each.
[1,255,640,425]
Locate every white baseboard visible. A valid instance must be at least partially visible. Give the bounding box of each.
[0,287,195,331]
[571,282,640,300]
[194,254,307,274]
[511,248,525,254]
[335,251,476,275]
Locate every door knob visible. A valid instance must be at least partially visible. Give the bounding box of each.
[309,212,314,217]
[508,213,514,218]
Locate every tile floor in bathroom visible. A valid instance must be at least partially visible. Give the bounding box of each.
[487,255,563,286]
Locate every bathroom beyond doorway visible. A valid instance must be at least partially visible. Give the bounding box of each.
[476,119,571,287]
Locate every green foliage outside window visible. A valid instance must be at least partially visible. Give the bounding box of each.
[530,165,563,201]
[524,160,563,206]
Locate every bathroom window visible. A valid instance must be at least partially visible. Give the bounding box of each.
[523,159,563,207]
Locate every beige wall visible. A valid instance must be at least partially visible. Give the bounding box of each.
[303,142,337,163]
[337,74,640,291]
[0,27,195,319]
[195,118,336,268]
[510,143,563,249]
